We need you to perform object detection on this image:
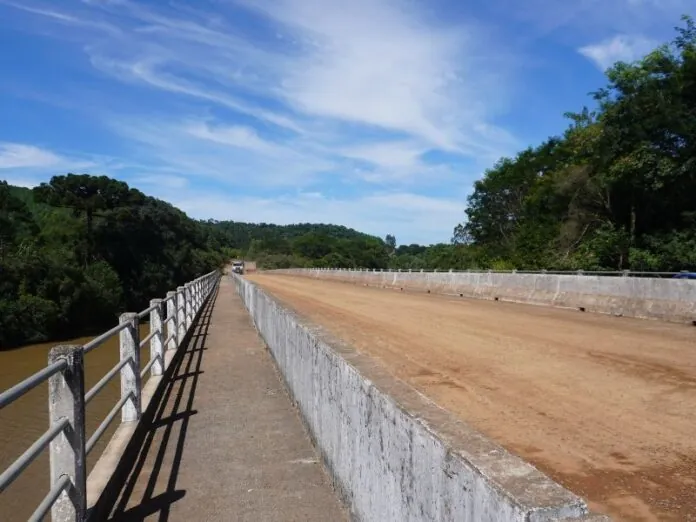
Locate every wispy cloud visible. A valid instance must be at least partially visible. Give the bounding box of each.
[184,122,282,155]
[107,116,337,188]
[2,0,690,243]
[16,0,517,167]
[579,34,659,70]
[0,143,65,169]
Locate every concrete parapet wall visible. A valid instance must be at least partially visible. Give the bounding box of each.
[274,269,696,323]
[235,275,607,521]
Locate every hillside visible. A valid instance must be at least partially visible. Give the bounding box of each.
[207,220,390,270]
[0,176,225,349]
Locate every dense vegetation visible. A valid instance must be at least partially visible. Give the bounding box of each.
[0,175,225,349]
[206,221,390,269]
[452,17,696,271]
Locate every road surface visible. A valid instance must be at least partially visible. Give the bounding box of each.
[248,273,696,522]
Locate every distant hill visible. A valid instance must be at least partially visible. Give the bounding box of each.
[207,221,380,250]
[206,220,389,270]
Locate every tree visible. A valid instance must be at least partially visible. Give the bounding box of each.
[449,17,696,271]
[0,181,36,260]
[385,234,397,255]
[1,177,225,349]
[33,174,131,263]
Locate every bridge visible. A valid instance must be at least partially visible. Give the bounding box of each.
[1,267,694,521]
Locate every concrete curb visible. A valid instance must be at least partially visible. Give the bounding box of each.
[235,275,609,521]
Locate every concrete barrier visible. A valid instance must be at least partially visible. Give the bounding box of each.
[274,269,696,323]
[235,275,609,521]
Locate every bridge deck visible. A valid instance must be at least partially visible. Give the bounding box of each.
[248,273,696,522]
[106,277,346,521]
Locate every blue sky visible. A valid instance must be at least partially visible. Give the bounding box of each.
[0,0,692,244]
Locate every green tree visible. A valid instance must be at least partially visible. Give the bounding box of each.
[34,174,132,263]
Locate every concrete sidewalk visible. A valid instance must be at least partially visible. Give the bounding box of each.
[106,277,346,521]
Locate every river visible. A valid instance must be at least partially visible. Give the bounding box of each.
[0,327,149,522]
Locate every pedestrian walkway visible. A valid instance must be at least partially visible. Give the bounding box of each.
[105,277,346,521]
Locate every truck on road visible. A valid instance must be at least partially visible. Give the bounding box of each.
[232,260,244,274]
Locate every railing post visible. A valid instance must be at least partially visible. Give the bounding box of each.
[166,291,177,352]
[48,345,86,522]
[191,282,196,322]
[149,299,164,377]
[119,313,141,422]
[185,283,192,329]
[177,286,186,345]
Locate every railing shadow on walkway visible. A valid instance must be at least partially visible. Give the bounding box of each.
[102,284,219,522]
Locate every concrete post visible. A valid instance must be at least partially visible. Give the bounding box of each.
[177,286,186,345]
[166,292,177,352]
[185,283,192,330]
[149,299,164,377]
[48,345,86,522]
[119,313,141,422]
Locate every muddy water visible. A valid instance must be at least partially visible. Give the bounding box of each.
[0,327,150,522]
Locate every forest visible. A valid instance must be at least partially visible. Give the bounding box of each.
[452,17,696,271]
[0,176,226,348]
[2,18,694,347]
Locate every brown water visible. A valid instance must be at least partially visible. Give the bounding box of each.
[0,327,150,522]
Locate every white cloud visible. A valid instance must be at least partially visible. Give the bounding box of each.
[0,143,64,169]
[579,34,658,70]
[26,0,517,162]
[109,117,337,188]
[239,0,507,153]
[340,141,426,169]
[184,122,279,154]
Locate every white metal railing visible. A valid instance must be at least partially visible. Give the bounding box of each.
[0,269,220,522]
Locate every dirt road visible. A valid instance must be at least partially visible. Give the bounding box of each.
[248,274,696,522]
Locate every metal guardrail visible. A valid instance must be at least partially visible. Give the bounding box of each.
[313,268,690,278]
[0,270,220,522]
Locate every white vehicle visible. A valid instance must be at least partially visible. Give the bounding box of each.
[232,261,244,274]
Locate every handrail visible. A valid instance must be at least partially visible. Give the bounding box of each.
[0,359,67,410]
[140,354,161,378]
[0,418,69,493]
[28,475,71,522]
[139,330,157,348]
[85,358,129,405]
[86,392,134,455]
[137,303,158,319]
[83,321,129,354]
[0,268,220,522]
